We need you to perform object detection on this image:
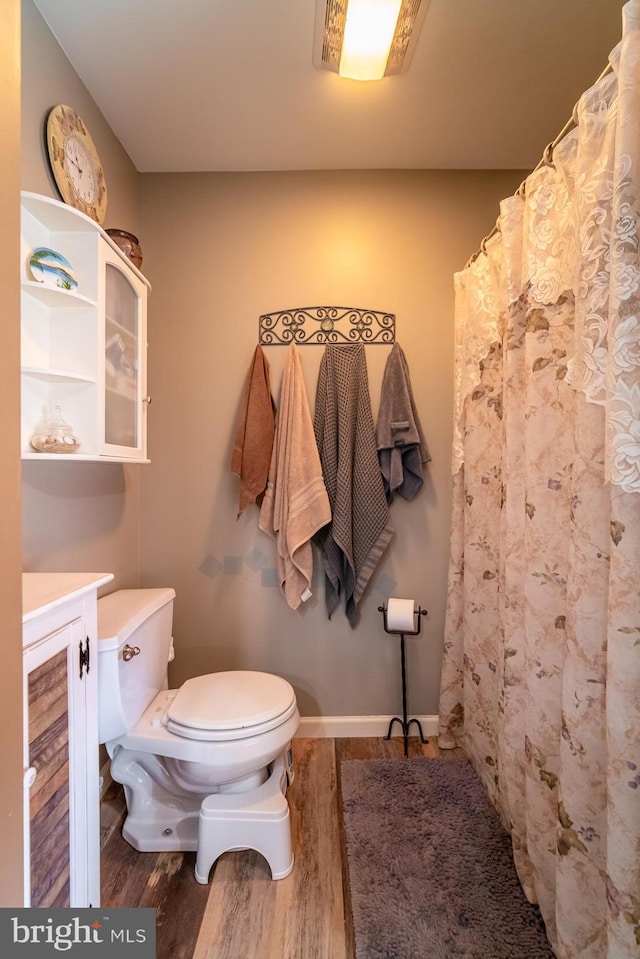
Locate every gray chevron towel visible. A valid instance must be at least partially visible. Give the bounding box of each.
[313,344,393,627]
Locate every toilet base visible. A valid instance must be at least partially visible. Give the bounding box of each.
[122,806,199,852]
[111,747,294,879]
[195,755,293,883]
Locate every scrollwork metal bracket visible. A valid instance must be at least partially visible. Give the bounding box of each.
[259,307,395,346]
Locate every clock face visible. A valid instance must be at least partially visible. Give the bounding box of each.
[46,105,107,223]
[64,136,97,204]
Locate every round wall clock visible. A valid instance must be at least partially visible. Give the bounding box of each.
[46,104,108,224]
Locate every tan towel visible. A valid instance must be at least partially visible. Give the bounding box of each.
[231,345,275,517]
[259,343,331,609]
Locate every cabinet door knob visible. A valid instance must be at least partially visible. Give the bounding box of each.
[24,767,37,789]
[122,644,141,662]
[142,396,152,405]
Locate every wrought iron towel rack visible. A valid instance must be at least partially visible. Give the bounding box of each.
[259,306,396,346]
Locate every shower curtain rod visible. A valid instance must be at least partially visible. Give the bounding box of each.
[465,59,614,269]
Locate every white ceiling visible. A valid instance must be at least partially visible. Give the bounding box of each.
[33,0,626,173]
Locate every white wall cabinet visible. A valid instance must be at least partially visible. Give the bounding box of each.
[22,572,113,908]
[20,192,151,462]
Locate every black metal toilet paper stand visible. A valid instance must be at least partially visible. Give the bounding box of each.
[379,604,428,757]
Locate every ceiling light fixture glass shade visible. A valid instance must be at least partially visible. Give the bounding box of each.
[339,0,403,81]
[313,0,430,81]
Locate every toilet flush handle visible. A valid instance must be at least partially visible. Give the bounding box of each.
[122,644,141,662]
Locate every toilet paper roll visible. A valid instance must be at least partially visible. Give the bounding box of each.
[386,598,416,632]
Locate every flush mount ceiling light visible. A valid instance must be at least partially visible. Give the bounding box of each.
[313,0,430,81]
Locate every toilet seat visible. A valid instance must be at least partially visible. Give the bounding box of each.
[164,671,297,742]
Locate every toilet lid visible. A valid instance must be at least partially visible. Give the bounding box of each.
[165,670,296,740]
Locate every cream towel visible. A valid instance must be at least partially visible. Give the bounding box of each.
[231,346,276,518]
[259,343,331,609]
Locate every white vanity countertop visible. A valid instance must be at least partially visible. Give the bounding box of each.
[22,572,114,622]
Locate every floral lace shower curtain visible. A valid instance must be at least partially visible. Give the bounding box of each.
[438,3,640,957]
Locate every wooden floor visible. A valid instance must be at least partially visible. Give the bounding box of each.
[100,737,463,959]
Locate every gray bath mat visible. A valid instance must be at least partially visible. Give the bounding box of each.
[341,757,554,959]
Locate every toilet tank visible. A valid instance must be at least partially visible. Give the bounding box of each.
[97,587,176,744]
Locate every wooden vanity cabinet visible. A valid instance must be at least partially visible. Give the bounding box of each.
[22,572,113,907]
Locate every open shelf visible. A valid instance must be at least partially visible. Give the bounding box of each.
[21,192,150,463]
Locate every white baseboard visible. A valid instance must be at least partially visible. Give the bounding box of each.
[295,715,439,739]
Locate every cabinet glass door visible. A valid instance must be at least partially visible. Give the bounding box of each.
[102,252,146,459]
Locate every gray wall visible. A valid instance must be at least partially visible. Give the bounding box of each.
[21,0,143,589]
[138,170,523,716]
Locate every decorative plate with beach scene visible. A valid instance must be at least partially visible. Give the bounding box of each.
[29,247,78,291]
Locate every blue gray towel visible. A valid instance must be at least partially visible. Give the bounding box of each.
[376,343,430,502]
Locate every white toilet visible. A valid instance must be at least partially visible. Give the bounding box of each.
[97,587,300,881]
